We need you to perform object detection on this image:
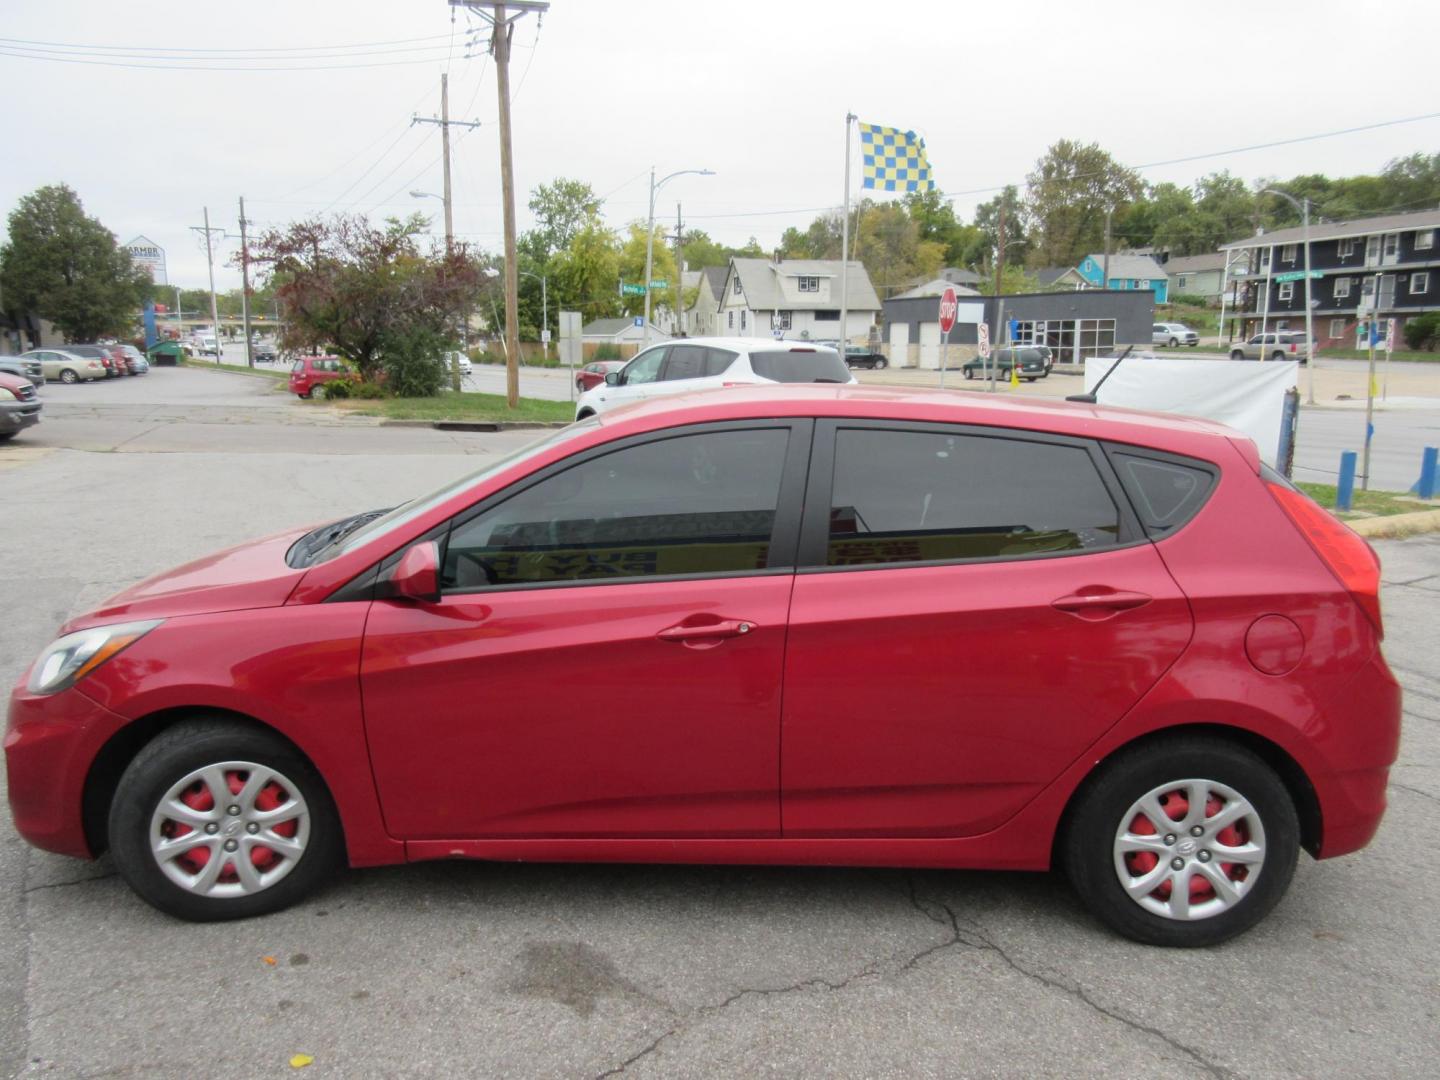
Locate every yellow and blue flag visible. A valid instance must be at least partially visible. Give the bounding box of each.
[859,122,935,193]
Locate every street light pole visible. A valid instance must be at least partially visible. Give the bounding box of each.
[643,167,714,347]
[1264,189,1316,404]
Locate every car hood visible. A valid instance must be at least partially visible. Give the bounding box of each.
[61,526,312,633]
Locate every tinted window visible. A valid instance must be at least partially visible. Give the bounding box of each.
[443,428,790,589]
[704,347,737,376]
[827,429,1120,566]
[748,349,849,383]
[1113,453,1215,535]
[660,344,709,381]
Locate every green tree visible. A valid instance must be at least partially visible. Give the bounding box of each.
[244,213,480,388]
[904,189,984,268]
[523,178,602,262]
[617,222,679,317]
[548,215,621,320]
[1024,141,1143,267]
[972,185,1026,268]
[0,184,150,341]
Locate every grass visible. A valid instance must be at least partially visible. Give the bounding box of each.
[1304,348,1440,363]
[1296,481,1427,518]
[337,390,572,423]
[181,357,287,379]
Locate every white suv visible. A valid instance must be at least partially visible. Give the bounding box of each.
[574,337,856,420]
[1152,322,1199,347]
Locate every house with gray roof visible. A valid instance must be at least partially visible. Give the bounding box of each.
[717,257,881,343]
[581,317,669,345]
[683,265,729,337]
[1073,253,1170,302]
[1163,252,1228,303]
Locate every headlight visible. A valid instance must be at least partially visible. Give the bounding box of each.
[26,620,163,695]
[0,387,15,401]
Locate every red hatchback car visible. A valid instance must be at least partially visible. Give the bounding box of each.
[289,355,350,398]
[576,359,626,393]
[5,387,1399,944]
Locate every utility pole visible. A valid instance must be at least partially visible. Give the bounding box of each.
[672,202,685,336]
[190,208,224,365]
[990,203,1006,393]
[1102,205,1113,289]
[238,196,254,368]
[413,71,481,393]
[450,1,547,407]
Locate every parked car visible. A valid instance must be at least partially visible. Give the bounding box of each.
[960,347,1049,382]
[1031,344,1055,372]
[0,370,42,440]
[575,359,626,393]
[20,349,106,383]
[116,344,149,374]
[442,351,472,377]
[1153,323,1200,348]
[575,337,856,420]
[5,386,1398,944]
[255,345,278,364]
[289,356,351,398]
[60,345,124,377]
[1230,332,1311,364]
[0,356,45,387]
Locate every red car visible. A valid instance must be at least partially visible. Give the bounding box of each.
[5,386,1398,943]
[289,356,350,398]
[576,359,626,393]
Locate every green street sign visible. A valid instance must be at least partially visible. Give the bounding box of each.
[649,279,668,289]
[620,283,646,296]
[1273,270,1323,283]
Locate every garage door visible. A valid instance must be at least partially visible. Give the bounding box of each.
[918,321,941,369]
[888,322,910,367]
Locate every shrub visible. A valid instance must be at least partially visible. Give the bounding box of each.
[318,376,355,399]
[1168,294,1212,308]
[350,380,389,399]
[1402,311,1440,351]
[593,343,622,361]
[379,325,450,397]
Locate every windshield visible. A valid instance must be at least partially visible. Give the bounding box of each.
[318,420,600,562]
[748,348,850,384]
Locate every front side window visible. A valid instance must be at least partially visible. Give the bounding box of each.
[623,347,666,385]
[442,428,791,589]
[291,360,305,373]
[826,428,1121,566]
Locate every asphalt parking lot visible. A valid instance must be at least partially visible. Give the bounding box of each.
[2,369,1438,1078]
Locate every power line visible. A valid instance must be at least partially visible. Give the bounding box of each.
[320,127,428,214]
[0,32,457,53]
[0,48,477,72]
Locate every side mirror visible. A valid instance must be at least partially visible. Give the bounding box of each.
[604,370,621,387]
[391,541,441,603]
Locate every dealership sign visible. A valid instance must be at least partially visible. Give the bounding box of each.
[122,236,167,284]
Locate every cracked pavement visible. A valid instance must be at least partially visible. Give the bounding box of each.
[2,372,1438,1078]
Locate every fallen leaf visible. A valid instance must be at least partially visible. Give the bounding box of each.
[290,1053,314,1069]
[263,956,278,966]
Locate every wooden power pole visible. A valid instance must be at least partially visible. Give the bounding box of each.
[451,0,548,409]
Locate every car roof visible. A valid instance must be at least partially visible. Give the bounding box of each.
[650,336,840,353]
[589,384,1254,466]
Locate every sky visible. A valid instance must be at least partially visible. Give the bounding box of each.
[4,0,1440,291]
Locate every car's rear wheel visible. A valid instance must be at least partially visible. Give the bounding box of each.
[963,368,974,380]
[1062,737,1298,947]
[873,357,888,370]
[1271,351,1285,362]
[1168,337,1179,348]
[60,368,79,384]
[311,384,327,401]
[109,720,342,921]
[1230,350,1245,361]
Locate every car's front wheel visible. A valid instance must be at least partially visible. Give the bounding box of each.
[1230,350,1245,361]
[873,357,888,370]
[60,368,79,384]
[109,720,342,921]
[1062,737,1298,947]
[1168,337,1179,348]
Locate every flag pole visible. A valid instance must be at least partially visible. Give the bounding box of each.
[839,112,855,352]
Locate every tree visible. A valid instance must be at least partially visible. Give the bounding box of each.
[617,222,678,318]
[1024,141,1143,267]
[972,185,1026,269]
[904,189,984,268]
[548,214,621,321]
[0,184,150,342]
[244,212,481,389]
[523,178,602,262]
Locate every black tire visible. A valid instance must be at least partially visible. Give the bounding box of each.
[0,432,12,442]
[1168,338,1179,348]
[963,368,974,380]
[874,357,888,370]
[1061,736,1299,947]
[1230,350,1245,361]
[1271,351,1285,362]
[108,719,343,922]
[60,368,79,384]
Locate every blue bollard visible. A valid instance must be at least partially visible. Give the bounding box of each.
[1337,451,1357,511]
[1417,446,1438,500]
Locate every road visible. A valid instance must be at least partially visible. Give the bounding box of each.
[1,368,1438,1078]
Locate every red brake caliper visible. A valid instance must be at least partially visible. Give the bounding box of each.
[250,782,297,870]
[170,780,215,874]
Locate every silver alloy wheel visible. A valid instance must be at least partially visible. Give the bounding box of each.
[149,760,311,899]
[1112,778,1266,921]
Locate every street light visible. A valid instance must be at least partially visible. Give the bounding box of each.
[1261,189,1316,405]
[644,167,715,346]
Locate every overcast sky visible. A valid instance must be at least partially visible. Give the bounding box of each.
[4,0,1439,290]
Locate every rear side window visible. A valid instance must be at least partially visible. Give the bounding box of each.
[748,349,849,384]
[660,344,709,381]
[1111,451,1216,536]
[826,428,1121,566]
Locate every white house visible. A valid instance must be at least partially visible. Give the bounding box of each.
[717,258,881,344]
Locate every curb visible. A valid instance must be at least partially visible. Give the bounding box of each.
[1346,508,1440,539]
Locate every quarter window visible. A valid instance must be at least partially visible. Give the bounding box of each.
[1111,453,1215,536]
[442,428,791,589]
[825,429,1121,566]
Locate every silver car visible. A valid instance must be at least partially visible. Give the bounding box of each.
[20,348,107,383]
[1228,332,1309,364]
[0,355,44,387]
[1152,322,1199,347]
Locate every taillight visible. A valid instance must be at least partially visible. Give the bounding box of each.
[1289,341,1296,353]
[1265,481,1382,633]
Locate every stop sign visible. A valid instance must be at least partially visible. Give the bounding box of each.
[938,287,958,335]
